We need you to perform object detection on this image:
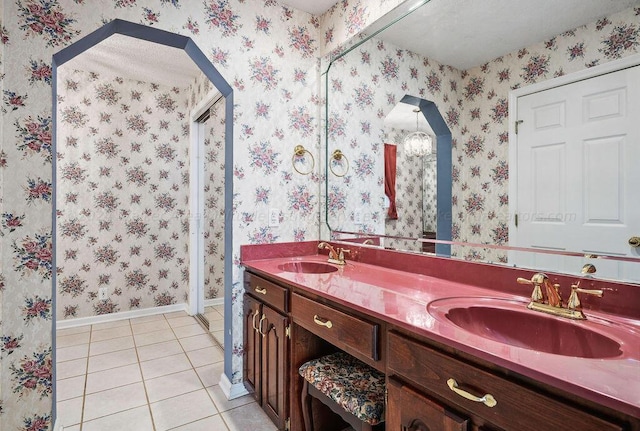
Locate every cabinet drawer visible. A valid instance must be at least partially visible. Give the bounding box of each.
[246,273,288,313]
[387,377,469,431]
[292,293,380,362]
[388,331,623,431]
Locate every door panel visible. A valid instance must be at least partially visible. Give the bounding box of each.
[243,294,261,401]
[261,304,288,430]
[515,65,640,281]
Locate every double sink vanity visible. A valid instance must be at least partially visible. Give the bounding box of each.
[241,241,640,431]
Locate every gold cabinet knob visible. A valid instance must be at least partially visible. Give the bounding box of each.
[313,315,333,329]
[629,236,640,248]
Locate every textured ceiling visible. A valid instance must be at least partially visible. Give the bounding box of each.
[384,102,434,134]
[62,34,202,88]
[371,0,640,70]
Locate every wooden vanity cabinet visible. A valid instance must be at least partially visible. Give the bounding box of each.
[387,330,627,431]
[243,274,290,430]
[242,268,638,431]
[243,294,261,398]
[291,292,383,368]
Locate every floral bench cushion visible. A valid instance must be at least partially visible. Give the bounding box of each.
[299,352,385,425]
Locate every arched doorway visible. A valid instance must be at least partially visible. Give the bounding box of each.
[51,19,234,420]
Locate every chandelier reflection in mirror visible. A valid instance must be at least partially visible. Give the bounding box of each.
[403,108,433,157]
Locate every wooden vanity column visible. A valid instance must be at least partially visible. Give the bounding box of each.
[243,273,290,430]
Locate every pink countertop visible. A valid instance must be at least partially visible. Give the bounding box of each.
[241,242,640,419]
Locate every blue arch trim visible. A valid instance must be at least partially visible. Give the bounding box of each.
[401,94,452,256]
[51,19,235,400]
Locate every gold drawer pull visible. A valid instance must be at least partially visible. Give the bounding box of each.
[254,286,267,295]
[447,378,497,408]
[313,315,333,329]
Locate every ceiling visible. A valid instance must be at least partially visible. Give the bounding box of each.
[375,0,640,70]
[384,102,434,134]
[62,33,201,88]
[279,0,340,15]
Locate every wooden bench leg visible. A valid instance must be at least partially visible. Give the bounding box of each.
[301,379,313,431]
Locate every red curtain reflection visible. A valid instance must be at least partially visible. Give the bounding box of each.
[384,143,398,220]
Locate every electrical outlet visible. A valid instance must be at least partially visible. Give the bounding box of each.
[354,209,363,225]
[98,287,108,300]
[269,208,280,227]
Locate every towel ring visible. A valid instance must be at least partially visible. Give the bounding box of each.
[329,149,349,177]
[292,145,315,175]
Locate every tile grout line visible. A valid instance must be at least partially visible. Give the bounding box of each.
[61,311,233,430]
[79,317,154,429]
[164,312,227,429]
[167,312,223,415]
[132,316,158,431]
[77,324,92,431]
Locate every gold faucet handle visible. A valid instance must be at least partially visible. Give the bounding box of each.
[336,248,350,263]
[516,274,546,303]
[517,273,548,284]
[567,285,604,310]
[574,287,604,297]
[318,242,338,259]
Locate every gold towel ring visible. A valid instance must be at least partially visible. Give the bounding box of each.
[292,145,315,175]
[329,149,349,177]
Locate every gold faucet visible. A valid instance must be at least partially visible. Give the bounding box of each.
[566,264,603,319]
[517,273,562,306]
[516,265,603,320]
[318,242,350,265]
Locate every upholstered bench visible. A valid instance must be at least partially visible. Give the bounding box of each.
[299,352,385,431]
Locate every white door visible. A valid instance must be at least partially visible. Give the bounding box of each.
[514,65,640,282]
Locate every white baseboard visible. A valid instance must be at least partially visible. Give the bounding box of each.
[204,297,224,307]
[53,418,63,431]
[219,372,249,400]
[56,303,188,329]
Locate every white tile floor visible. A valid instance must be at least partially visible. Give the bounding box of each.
[204,305,225,347]
[56,308,277,431]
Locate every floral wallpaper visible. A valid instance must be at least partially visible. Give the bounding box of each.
[422,157,436,231]
[318,0,406,55]
[55,68,190,320]
[326,5,640,263]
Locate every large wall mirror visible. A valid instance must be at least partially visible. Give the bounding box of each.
[323,0,640,284]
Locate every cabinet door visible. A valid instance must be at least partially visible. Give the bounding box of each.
[388,378,469,431]
[261,304,289,430]
[243,294,262,401]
